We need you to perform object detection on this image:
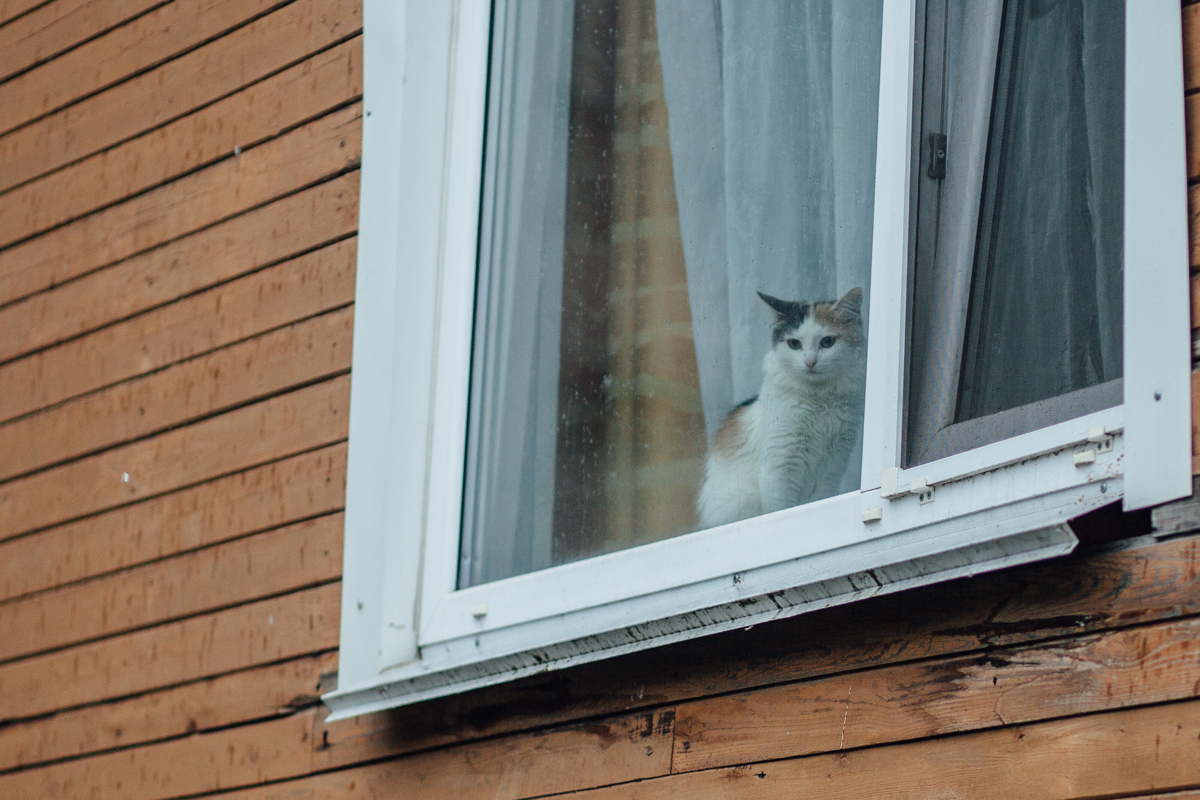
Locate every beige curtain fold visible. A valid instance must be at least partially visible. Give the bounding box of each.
[554,0,706,562]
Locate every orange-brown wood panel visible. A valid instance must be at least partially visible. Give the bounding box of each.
[0,308,353,482]
[0,711,317,800]
[0,583,339,720]
[1,708,674,800]
[0,0,289,136]
[0,236,354,441]
[0,36,362,249]
[0,174,358,363]
[0,0,167,83]
[671,615,1200,773]
[0,104,361,307]
[0,651,336,770]
[1191,184,1200,267]
[0,443,346,603]
[0,0,361,193]
[0,513,343,662]
[578,701,1200,800]
[0,375,349,540]
[1187,3,1200,92]
[0,0,46,27]
[209,701,1200,800]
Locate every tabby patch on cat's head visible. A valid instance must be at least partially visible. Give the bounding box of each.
[757,287,863,345]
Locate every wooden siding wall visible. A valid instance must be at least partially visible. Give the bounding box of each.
[0,2,1198,800]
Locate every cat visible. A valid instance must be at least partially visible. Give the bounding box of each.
[697,287,866,528]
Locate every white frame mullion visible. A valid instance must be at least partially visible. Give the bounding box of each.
[1123,0,1191,510]
[860,0,919,491]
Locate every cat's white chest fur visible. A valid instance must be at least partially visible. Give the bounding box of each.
[697,288,865,529]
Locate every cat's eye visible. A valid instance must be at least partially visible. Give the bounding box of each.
[786,339,802,350]
[819,336,836,349]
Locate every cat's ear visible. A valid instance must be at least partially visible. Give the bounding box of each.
[832,287,863,322]
[757,291,793,318]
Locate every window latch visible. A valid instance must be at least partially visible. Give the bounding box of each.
[927,133,947,180]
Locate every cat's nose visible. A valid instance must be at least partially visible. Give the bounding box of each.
[805,355,818,369]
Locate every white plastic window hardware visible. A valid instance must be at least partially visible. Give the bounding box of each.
[861,507,884,523]
[1073,449,1097,466]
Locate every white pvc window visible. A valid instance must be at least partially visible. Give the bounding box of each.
[327,0,1191,719]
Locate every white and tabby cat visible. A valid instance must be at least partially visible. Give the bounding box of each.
[697,287,866,528]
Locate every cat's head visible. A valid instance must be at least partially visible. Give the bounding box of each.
[758,287,864,384]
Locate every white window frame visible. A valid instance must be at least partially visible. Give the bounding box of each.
[325,0,1192,720]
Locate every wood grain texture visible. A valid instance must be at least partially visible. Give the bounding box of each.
[314,536,1200,768]
[0,375,350,540]
[0,513,343,663]
[0,652,336,770]
[1188,3,1200,92]
[0,174,357,363]
[0,0,361,194]
[0,711,316,800]
[0,103,361,307]
[672,615,1200,773]
[211,711,676,800]
[0,582,339,721]
[577,700,1200,800]
[0,0,46,27]
[0,443,346,604]
[1193,370,1200,471]
[0,36,362,250]
[0,238,354,428]
[0,0,166,83]
[0,307,353,483]
[0,235,354,445]
[0,0,288,137]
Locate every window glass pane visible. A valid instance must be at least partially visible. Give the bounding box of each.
[905,0,1123,466]
[461,0,884,587]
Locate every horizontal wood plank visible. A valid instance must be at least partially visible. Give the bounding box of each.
[0,582,340,720]
[0,443,346,604]
[0,102,361,308]
[1194,370,1200,471]
[0,0,287,137]
[0,0,164,83]
[0,173,357,363]
[212,711,676,800]
[0,237,354,427]
[0,651,336,770]
[315,536,1200,768]
[0,0,361,194]
[580,700,1200,800]
[0,36,362,250]
[0,0,45,27]
[672,614,1200,773]
[0,375,350,540]
[0,711,316,800]
[0,307,353,482]
[0,513,343,663]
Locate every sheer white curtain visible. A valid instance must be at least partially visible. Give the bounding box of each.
[655,0,883,492]
[461,0,574,586]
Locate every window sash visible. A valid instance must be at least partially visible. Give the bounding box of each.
[328,0,1190,720]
